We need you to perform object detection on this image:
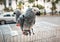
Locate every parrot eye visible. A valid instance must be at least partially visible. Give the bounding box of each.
[34,9,36,11]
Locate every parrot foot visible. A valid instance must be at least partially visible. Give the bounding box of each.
[33,33,35,35]
[23,31,28,35]
[22,30,32,36]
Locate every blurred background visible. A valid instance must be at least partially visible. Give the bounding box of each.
[0,0,60,42]
[0,0,60,16]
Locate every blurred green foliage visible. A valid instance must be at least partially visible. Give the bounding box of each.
[32,4,44,9]
[4,7,13,12]
[28,0,35,3]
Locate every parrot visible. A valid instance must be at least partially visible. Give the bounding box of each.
[13,9,21,21]
[17,7,40,35]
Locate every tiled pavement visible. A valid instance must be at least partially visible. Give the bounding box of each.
[0,16,60,42]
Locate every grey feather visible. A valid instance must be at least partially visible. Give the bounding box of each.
[18,8,36,31]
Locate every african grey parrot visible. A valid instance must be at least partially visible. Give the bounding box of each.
[17,7,40,35]
[13,9,21,21]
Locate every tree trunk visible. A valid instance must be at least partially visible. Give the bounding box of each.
[44,9,46,15]
[16,0,17,4]
[4,0,6,8]
[52,9,54,15]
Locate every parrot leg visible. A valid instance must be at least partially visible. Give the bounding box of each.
[28,30,31,36]
[32,28,35,35]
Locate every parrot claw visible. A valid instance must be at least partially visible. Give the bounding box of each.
[23,31,28,35]
[33,33,35,35]
[22,30,32,36]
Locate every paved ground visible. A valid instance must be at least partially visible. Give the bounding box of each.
[0,16,60,42]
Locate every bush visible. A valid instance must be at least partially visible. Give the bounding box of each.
[4,7,10,12]
[28,0,35,3]
[32,4,44,9]
[4,7,13,12]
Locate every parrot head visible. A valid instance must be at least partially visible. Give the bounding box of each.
[31,7,40,15]
[26,7,40,15]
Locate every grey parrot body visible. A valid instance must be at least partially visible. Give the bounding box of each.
[14,9,21,21]
[18,8,35,31]
[16,7,40,35]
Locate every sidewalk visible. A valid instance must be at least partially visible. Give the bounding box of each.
[0,16,60,42]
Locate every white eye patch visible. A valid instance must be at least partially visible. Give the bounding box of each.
[32,9,36,12]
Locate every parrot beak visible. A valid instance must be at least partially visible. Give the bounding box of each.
[16,23,20,27]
